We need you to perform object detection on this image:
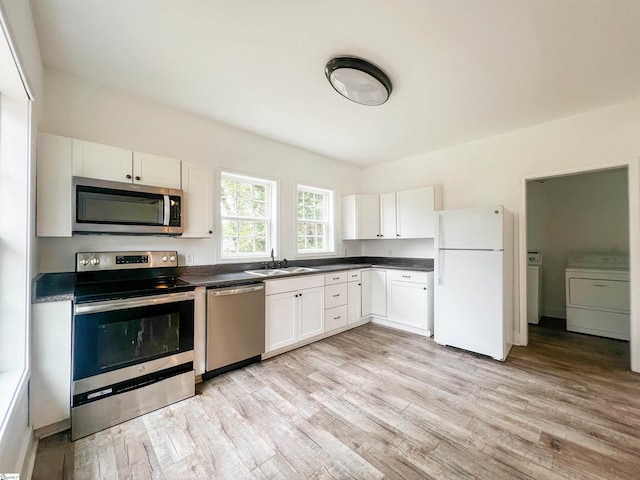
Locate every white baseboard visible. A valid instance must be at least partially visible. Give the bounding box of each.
[542,306,566,319]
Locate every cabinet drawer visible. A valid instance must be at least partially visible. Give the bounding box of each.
[325,305,348,332]
[325,272,347,285]
[265,274,324,296]
[347,270,361,282]
[387,269,428,284]
[568,278,629,311]
[325,283,348,309]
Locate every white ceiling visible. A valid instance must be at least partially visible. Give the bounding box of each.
[30,0,640,168]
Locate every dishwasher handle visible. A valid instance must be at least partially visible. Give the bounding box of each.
[208,284,264,296]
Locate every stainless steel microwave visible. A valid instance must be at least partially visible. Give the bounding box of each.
[72,177,183,235]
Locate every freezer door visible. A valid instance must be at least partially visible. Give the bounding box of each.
[436,206,504,250]
[434,249,506,360]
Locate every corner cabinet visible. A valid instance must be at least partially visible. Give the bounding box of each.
[181,162,214,238]
[265,275,324,354]
[342,186,442,240]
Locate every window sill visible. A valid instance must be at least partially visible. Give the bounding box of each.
[0,368,27,434]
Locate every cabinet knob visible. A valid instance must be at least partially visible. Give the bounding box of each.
[135,176,141,181]
[396,234,400,237]
[126,174,132,179]
[208,230,213,234]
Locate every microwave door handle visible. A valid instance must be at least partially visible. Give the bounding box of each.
[163,195,170,226]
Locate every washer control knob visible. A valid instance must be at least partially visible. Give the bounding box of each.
[161,256,168,262]
[90,258,100,265]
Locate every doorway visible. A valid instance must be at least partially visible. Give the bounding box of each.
[520,164,637,370]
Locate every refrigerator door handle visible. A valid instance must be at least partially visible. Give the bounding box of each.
[438,249,444,285]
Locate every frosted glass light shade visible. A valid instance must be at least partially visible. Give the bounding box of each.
[325,57,392,106]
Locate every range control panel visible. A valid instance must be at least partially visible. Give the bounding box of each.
[76,251,178,272]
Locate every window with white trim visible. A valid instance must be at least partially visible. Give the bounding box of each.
[297,185,334,254]
[220,172,277,259]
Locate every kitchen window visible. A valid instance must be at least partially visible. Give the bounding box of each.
[297,185,334,254]
[220,172,277,259]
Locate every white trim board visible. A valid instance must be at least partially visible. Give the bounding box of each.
[519,159,639,373]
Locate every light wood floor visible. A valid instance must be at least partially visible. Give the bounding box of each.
[32,322,640,479]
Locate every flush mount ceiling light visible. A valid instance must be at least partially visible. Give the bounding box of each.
[325,56,392,106]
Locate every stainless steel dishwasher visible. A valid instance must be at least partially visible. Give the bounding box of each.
[206,284,265,376]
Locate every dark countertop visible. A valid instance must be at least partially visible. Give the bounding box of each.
[33,256,434,302]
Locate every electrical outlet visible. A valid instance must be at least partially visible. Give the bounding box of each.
[184,253,194,265]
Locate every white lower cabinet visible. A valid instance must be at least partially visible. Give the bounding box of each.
[362,269,387,318]
[347,270,362,324]
[387,270,434,336]
[31,300,72,431]
[324,272,348,333]
[265,275,324,354]
[363,268,434,337]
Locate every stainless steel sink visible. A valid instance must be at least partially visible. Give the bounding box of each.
[245,269,288,276]
[280,266,318,273]
[245,266,318,276]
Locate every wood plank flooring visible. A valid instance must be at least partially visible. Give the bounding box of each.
[32,322,640,479]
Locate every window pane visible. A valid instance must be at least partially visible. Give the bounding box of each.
[222,237,237,254]
[255,221,266,237]
[254,185,265,201]
[239,237,254,253]
[254,200,266,217]
[305,237,316,250]
[255,238,266,252]
[317,236,324,249]
[304,206,314,220]
[222,220,238,236]
[238,221,254,237]
[221,180,237,216]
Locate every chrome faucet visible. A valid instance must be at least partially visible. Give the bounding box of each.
[270,248,276,268]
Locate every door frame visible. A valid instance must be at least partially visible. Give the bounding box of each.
[518,158,639,372]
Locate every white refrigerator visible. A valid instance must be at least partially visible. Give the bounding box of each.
[434,206,513,361]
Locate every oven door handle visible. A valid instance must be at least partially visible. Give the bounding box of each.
[74,291,196,314]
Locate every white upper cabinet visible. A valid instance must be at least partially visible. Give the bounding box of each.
[396,186,441,238]
[72,139,133,184]
[37,133,73,237]
[133,151,181,189]
[72,139,181,188]
[342,186,442,240]
[342,194,380,240]
[181,162,214,238]
[379,192,397,239]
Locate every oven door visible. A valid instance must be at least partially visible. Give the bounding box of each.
[72,291,195,386]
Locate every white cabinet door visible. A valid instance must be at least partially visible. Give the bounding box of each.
[37,133,73,237]
[298,286,324,341]
[133,151,181,189]
[342,194,380,240]
[72,139,132,183]
[379,192,397,239]
[347,280,362,324]
[181,162,214,238]
[362,269,387,318]
[265,291,298,352]
[388,280,428,330]
[397,187,436,238]
[31,301,72,430]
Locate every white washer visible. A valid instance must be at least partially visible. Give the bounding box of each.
[527,253,543,324]
[565,255,629,340]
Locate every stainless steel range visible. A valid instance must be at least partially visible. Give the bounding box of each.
[72,251,195,440]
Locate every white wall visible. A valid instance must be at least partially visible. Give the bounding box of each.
[362,97,640,368]
[527,168,629,318]
[38,68,363,273]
